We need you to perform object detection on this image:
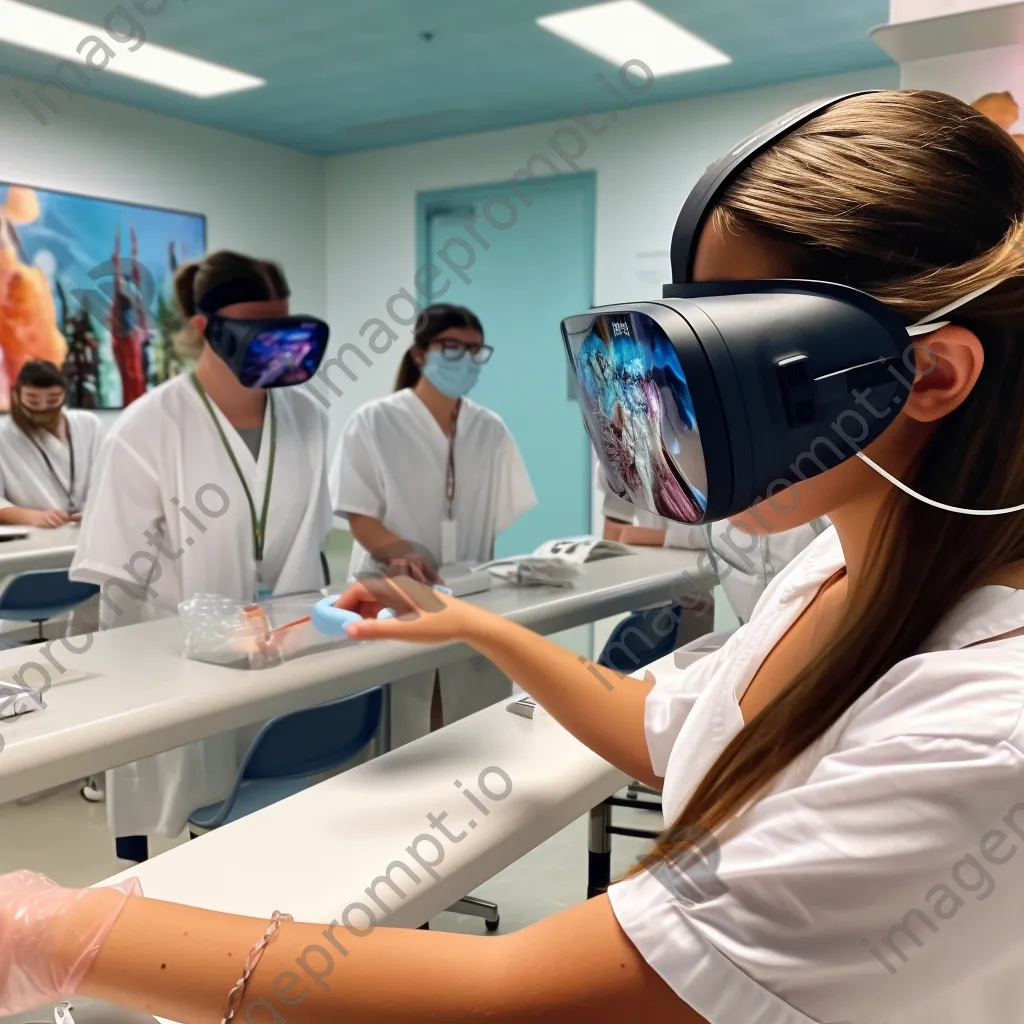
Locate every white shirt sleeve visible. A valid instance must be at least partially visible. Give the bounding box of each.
[0,459,11,509]
[329,413,386,521]
[611,696,1024,1024]
[70,431,162,586]
[664,521,709,550]
[643,627,749,776]
[493,429,537,537]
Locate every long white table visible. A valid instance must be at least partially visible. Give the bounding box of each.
[0,548,711,804]
[102,700,627,925]
[0,523,79,577]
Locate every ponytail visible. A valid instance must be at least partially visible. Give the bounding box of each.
[394,349,422,390]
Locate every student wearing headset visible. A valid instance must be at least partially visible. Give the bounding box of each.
[5,90,1024,1024]
[68,250,333,857]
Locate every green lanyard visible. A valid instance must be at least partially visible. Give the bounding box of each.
[191,374,277,594]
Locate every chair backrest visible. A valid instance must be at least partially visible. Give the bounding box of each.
[0,569,98,613]
[599,605,685,672]
[240,686,383,781]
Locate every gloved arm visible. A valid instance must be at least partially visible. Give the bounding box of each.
[0,872,141,1016]
[0,873,692,1024]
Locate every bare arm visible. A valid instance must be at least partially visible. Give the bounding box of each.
[347,513,405,556]
[346,514,441,585]
[618,526,668,547]
[0,505,71,527]
[343,583,659,787]
[602,516,629,541]
[73,891,698,1024]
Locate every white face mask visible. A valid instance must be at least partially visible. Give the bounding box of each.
[855,275,1024,516]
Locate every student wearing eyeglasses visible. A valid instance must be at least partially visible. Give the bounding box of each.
[329,303,536,746]
[0,360,102,528]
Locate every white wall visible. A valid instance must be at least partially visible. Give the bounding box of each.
[0,72,327,433]
[321,65,899,522]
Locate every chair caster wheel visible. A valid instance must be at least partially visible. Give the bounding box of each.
[485,917,500,933]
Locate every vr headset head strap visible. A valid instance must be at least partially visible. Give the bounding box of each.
[667,91,879,288]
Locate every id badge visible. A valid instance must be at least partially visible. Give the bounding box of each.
[255,562,273,602]
[440,518,457,566]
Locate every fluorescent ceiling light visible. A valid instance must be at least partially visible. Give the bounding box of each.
[537,0,731,77]
[0,0,264,98]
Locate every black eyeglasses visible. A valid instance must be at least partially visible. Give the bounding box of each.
[433,338,494,364]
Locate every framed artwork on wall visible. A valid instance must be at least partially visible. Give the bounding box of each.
[0,182,206,411]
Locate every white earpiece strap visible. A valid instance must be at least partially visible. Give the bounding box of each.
[856,452,1024,516]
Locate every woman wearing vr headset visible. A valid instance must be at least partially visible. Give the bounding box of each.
[0,360,102,528]
[68,250,333,858]
[5,89,1024,1024]
[329,303,536,746]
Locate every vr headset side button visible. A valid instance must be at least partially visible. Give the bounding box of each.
[776,354,816,428]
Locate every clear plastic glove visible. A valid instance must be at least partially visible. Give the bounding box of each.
[0,870,141,1016]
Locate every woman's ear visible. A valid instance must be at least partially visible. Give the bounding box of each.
[903,324,985,424]
[190,313,208,338]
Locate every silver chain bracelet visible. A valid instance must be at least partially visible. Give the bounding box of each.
[221,910,294,1024]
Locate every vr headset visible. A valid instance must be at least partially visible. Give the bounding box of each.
[563,91,1013,524]
[197,278,330,389]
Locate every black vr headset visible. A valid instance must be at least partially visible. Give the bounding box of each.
[197,278,330,390]
[563,91,957,526]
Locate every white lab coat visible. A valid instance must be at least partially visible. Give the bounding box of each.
[0,409,102,514]
[70,374,333,838]
[330,388,537,746]
[596,456,826,623]
[609,529,1024,1024]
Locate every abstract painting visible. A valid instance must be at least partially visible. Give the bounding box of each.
[0,182,206,410]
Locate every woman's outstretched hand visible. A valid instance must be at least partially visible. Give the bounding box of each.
[0,871,141,1015]
[337,576,489,645]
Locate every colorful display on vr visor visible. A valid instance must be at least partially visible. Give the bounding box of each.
[238,327,323,388]
[569,311,708,523]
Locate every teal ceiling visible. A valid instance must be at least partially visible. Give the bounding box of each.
[0,0,894,155]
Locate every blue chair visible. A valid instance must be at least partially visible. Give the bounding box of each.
[188,687,383,831]
[0,569,99,641]
[597,604,686,673]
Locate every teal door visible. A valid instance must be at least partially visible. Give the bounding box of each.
[418,173,595,559]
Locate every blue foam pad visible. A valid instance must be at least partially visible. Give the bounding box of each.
[377,608,397,620]
[310,597,363,636]
[434,585,453,596]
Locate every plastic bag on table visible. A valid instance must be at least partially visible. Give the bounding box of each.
[178,591,352,669]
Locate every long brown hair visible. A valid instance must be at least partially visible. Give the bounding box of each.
[171,250,289,359]
[633,89,1024,874]
[394,303,484,390]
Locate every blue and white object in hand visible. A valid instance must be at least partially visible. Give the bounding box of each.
[310,596,363,636]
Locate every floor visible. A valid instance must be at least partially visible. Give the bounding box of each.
[0,525,657,932]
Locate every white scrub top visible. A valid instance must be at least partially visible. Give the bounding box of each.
[609,526,1024,1024]
[70,373,333,838]
[597,460,826,623]
[330,388,537,747]
[0,409,102,514]
[331,389,537,576]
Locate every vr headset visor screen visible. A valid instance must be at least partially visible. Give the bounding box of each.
[564,310,708,525]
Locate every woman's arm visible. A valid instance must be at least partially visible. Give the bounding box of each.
[602,516,629,541]
[343,583,659,786]
[73,890,698,1024]
[618,526,668,547]
[0,505,71,527]
[347,514,441,585]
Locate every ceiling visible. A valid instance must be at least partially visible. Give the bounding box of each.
[0,0,895,155]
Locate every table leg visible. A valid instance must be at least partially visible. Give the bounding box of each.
[587,800,612,899]
[377,683,392,755]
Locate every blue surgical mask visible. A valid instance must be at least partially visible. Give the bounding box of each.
[421,349,482,398]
